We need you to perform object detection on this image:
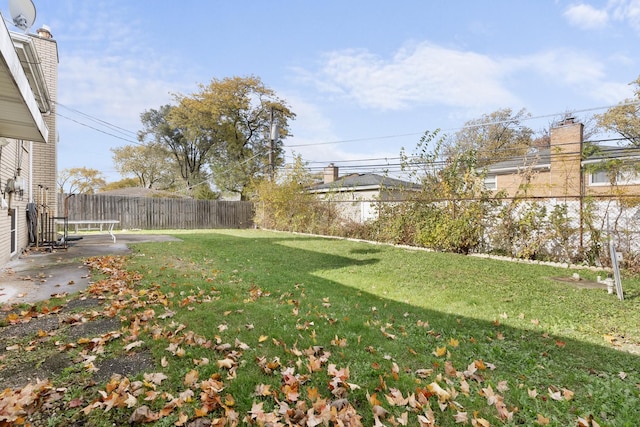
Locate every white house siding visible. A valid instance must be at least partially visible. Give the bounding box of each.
[0,31,57,265]
[0,140,33,261]
[321,189,381,224]
[483,199,640,260]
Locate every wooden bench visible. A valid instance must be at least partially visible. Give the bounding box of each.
[56,219,120,243]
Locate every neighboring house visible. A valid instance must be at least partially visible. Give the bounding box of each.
[0,18,58,265]
[309,164,419,223]
[483,118,640,199]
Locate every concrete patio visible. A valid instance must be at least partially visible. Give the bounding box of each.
[0,233,181,305]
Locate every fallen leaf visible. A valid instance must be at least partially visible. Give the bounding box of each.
[536,414,550,425]
[496,380,509,393]
[175,412,189,426]
[433,346,447,357]
[562,388,574,401]
[129,405,159,423]
[472,416,490,427]
[68,398,83,408]
[123,340,144,351]
[427,381,451,402]
[548,387,562,401]
[184,369,199,387]
[255,384,272,397]
[144,372,168,385]
[453,411,468,423]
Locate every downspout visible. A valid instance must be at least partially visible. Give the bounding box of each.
[579,142,584,252]
[29,141,33,202]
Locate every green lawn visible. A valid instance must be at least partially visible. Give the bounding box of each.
[20,229,640,425]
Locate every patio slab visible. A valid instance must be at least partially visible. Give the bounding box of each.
[0,233,181,305]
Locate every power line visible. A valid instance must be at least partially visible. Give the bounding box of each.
[55,101,138,138]
[283,100,640,149]
[56,112,141,145]
[54,98,640,183]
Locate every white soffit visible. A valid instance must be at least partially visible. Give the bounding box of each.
[0,14,48,143]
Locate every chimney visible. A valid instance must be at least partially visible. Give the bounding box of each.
[36,25,52,39]
[323,163,338,184]
[559,116,576,126]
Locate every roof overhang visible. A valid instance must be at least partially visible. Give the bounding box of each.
[309,184,382,194]
[582,153,640,166]
[0,14,48,143]
[484,164,550,174]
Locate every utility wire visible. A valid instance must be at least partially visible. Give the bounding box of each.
[55,101,138,138]
[283,100,640,149]
[56,112,141,145]
[53,98,640,182]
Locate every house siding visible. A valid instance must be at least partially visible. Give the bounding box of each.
[0,33,57,265]
[488,120,640,199]
[0,141,33,260]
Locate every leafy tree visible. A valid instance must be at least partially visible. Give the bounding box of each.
[170,75,295,200]
[596,76,640,145]
[444,108,534,165]
[111,144,178,189]
[138,105,206,191]
[57,167,106,194]
[100,177,140,191]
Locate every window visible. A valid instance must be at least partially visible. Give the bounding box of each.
[588,170,610,186]
[588,169,640,186]
[484,175,497,190]
[617,171,640,185]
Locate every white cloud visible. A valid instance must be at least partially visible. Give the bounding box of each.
[282,93,401,169]
[564,1,640,33]
[512,49,605,85]
[563,3,609,29]
[58,54,179,130]
[610,0,640,32]
[589,80,635,103]
[300,42,520,112]
[296,41,633,114]
[285,94,335,140]
[54,2,196,134]
[504,48,634,104]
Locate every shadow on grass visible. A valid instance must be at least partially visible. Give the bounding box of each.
[134,231,640,424]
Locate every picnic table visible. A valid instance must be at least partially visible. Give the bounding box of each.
[55,219,119,243]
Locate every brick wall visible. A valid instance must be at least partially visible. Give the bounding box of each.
[30,34,58,215]
[549,119,583,199]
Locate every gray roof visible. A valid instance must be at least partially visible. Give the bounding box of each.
[584,145,640,162]
[484,149,551,173]
[310,173,419,192]
[485,145,640,173]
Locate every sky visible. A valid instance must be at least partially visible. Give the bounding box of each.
[4,0,640,183]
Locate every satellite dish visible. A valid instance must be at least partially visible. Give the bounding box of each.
[8,0,36,32]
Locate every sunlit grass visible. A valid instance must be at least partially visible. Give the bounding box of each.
[107,229,640,426]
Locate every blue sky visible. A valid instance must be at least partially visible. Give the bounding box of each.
[6,0,640,182]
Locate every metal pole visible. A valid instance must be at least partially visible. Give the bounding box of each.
[269,108,275,181]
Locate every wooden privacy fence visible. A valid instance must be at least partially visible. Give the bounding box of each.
[57,193,254,230]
